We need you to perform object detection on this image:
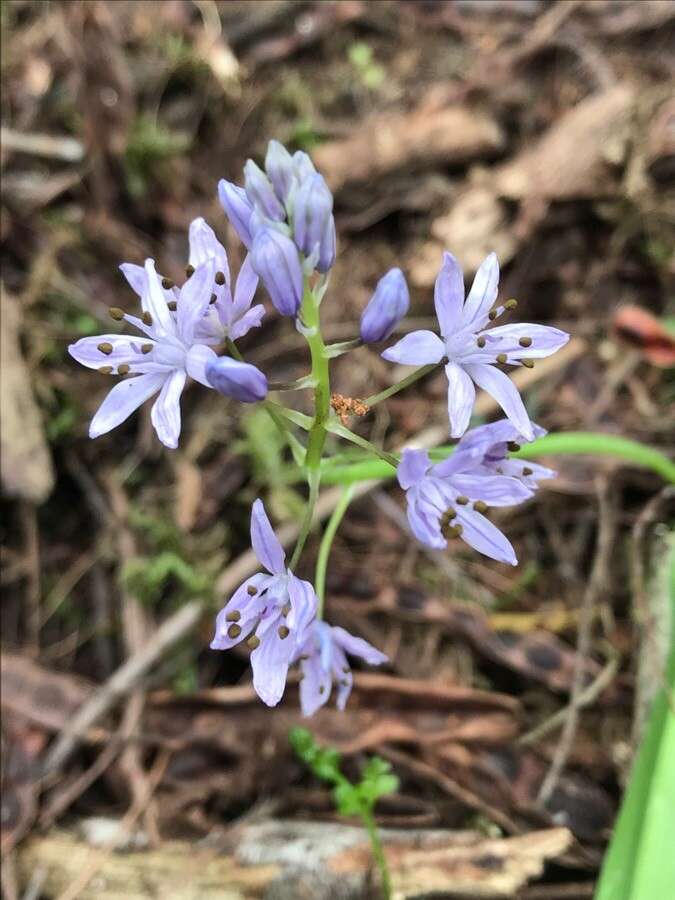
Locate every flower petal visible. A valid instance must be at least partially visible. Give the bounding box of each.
[143,260,177,338]
[397,448,432,490]
[464,363,534,440]
[68,335,162,372]
[89,372,166,439]
[228,305,265,341]
[462,252,499,329]
[188,217,229,283]
[445,362,476,438]
[185,344,218,388]
[250,499,286,575]
[450,474,533,506]
[150,369,186,449]
[381,330,445,365]
[332,626,388,665]
[434,251,465,338]
[119,263,147,297]
[210,574,270,650]
[177,258,217,345]
[300,652,331,717]
[250,625,294,707]
[468,323,570,363]
[406,489,446,549]
[286,574,318,637]
[232,253,259,318]
[456,507,518,565]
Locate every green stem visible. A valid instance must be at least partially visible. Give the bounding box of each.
[365,363,440,407]
[314,431,675,486]
[326,419,399,468]
[361,806,392,900]
[315,484,355,617]
[289,280,332,568]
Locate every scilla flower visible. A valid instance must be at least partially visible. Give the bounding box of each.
[294,621,388,717]
[398,446,533,565]
[211,500,317,707]
[69,258,221,448]
[457,419,556,489]
[382,252,569,440]
[360,267,410,343]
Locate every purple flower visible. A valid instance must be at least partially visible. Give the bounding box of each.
[217,179,254,249]
[250,227,303,317]
[186,218,265,344]
[211,500,317,707]
[244,160,286,222]
[69,258,219,449]
[360,267,410,343]
[457,419,556,489]
[382,252,570,440]
[293,621,388,717]
[292,173,336,273]
[206,356,268,403]
[397,446,533,565]
[265,140,296,203]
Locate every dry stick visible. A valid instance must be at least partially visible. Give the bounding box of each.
[537,477,617,805]
[44,340,585,774]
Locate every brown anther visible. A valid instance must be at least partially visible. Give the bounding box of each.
[167,300,177,311]
[477,335,486,348]
[109,307,125,321]
[185,264,195,278]
[522,467,533,476]
[522,359,535,369]
[496,353,508,364]
[507,441,521,452]
[442,508,456,522]
[141,343,153,354]
[98,365,113,374]
[161,277,174,289]
[446,523,463,538]
[488,309,498,321]
[456,496,469,505]
[473,500,488,514]
[227,624,242,639]
[298,654,310,662]
[142,311,153,326]
[246,635,260,650]
[281,603,291,617]
[504,299,518,310]
[215,271,226,285]
[319,685,325,695]
[496,466,504,474]
[518,336,532,348]
[342,665,350,674]
[209,293,217,305]
[226,610,241,622]
[278,625,290,639]
[247,585,258,596]
[98,342,113,355]
[117,364,130,375]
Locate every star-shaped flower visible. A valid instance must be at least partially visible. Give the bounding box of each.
[382,252,569,439]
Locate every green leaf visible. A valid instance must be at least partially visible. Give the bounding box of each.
[594,533,675,900]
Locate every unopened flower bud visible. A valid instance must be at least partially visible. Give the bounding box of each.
[292,150,317,182]
[360,267,410,343]
[265,140,296,203]
[206,356,268,403]
[251,228,303,317]
[244,160,285,222]
[218,179,254,249]
[293,173,335,272]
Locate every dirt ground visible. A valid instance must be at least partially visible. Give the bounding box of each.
[1,1,674,898]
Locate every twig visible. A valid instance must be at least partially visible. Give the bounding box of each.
[537,477,617,804]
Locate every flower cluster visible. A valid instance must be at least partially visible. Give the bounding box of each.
[69,138,570,715]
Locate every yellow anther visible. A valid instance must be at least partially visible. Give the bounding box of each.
[227,623,242,638]
[278,625,290,639]
[226,610,241,622]
[496,353,508,364]
[98,365,113,374]
[117,364,130,375]
[109,307,125,320]
[98,342,113,355]
[142,311,153,326]
[247,635,260,650]
[141,343,153,354]
[519,336,532,348]
[473,500,488,514]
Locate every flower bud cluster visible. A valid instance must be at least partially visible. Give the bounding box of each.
[219,141,336,317]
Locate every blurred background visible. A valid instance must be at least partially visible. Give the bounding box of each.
[1,1,674,897]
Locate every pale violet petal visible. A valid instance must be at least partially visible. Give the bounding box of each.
[332,626,388,665]
[250,626,293,707]
[286,574,318,637]
[228,304,265,341]
[210,574,270,650]
[232,253,259,317]
[449,474,533,506]
[185,344,218,388]
[89,372,166,439]
[381,330,445,366]
[119,263,147,298]
[434,251,465,338]
[188,217,229,283]
[150,369,186,449]
[462,252,499,329]
[456,507,518,565]
[300,652,330,717]
[464,363,534,440]
[445,362,476,438]
[177,258,217,345]
[143,260,177,337]
[397,448,432,490]
[250,499,286,575]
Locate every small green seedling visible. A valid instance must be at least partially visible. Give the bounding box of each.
[290,727,398,899]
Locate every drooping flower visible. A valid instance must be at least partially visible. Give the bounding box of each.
[360,267,410,343]
[457,419,556,489]
[397,446,533,564]
[206,355,268,403]
[186,218,265,344]
[218,141,337,315]
[294,621,388,717]
[69,258,221,448]
[211,500,317,707]
[382,252,570,440]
